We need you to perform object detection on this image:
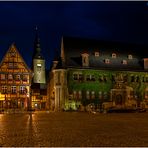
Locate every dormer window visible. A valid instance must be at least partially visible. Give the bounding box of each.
[128,54,133,59]
[81,53,89,67]
[95,52,99,57]
[144,58,148,70]
[112,53,116,58]
[122,60,127,65]
[105,59,110,64]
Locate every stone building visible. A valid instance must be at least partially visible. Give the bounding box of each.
[0,44,32,110]
[48,36,148,111]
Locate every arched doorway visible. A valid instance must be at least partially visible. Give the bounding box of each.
[115,94,122,105]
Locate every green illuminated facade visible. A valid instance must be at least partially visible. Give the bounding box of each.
[48,37,148,111]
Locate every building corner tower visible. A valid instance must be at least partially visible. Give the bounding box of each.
[32,27,46,85]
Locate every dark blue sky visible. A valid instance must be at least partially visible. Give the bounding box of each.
[0,1,148,69]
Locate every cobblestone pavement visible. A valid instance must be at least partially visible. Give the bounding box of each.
[0,112,148,147]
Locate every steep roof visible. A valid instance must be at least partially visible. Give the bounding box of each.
[61,36,148,71]
[0,43,32,73]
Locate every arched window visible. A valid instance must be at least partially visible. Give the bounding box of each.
[122,60,127,65]
[105,59,110,64]
[128,54,133,59]
[112,53,116,58]
[95,52,99,57]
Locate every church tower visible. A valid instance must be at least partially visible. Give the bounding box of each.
[32,27,46,84]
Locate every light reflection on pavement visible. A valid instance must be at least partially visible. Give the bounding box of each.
[0,112,148,147]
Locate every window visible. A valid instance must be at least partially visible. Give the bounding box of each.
[81,53,89,67]
[22,75,28,81]
[105,59,110,64]
[8,63,13,68]
[8,74,13,80]
[11,86,16,94]
[20,86,26,94]
[135,76,139,82]
[15,74,21,81]
[104,92,108,100]
[37,63,42,71]
[91,91,95,99]
[91,75,95,81]
[122,60,127,65]
[128,54,133,59]
[145,89,148,99]
[1,74,5,80]
[95,52,99,57]
[131,75,135,82]
[73,74,78,80]
[14,63,18,68]
[112,53,116,58]
[78,91,82,99]
[73,91,77,99]
[86,91,90,99]
[86,75,91,81]
[10,51,16,57]
[2,86,7,93]
[79,74,83,81]
[99,91,102,99]
[146,76,148,83]
[86,75,95,81]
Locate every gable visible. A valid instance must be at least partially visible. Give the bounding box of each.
[0,43,32,73]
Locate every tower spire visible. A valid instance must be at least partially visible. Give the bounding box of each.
[33,26,43,59]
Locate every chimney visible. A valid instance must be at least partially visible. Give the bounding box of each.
[144,58,148,70]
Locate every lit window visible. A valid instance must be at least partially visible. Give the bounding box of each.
[2,86,7,93]
[22,75,28,81]
[8,63,13,68]
[16,74,21,80]
[105,59,110,64]
[128,54,133,59]
[95,52,99,57]
[122,60,127,65]
[10,51,16,57]
[112,53,116,58]
[14,63,18,68]
[11,86,16,94]
[1,74,5,80]
[20,86,26,94]
[37,63,42,71]
[8,74,13,80]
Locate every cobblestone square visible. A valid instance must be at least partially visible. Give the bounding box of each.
[0,112,148,147]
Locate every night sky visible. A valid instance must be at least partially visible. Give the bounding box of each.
[0,1,148,70]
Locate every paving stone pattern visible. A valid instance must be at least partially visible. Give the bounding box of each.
[0,112,148,147]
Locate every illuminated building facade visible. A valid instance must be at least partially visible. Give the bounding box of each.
[31,28,47,110]
[48,37,148,111]
[0,44,32,110]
